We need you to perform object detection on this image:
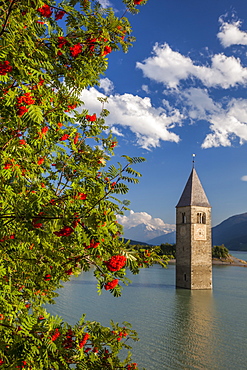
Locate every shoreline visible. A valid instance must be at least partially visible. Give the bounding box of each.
[168,256,247,267]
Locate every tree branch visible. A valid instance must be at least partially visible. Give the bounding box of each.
[0,0,17,37]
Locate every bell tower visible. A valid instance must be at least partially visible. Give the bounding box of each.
[176,164,212,290]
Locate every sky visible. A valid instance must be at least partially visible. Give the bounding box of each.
[79,0,247,228]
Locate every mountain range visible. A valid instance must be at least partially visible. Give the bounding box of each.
[212,212,247,251]
[123,222,175,244]
[123,212,247,251]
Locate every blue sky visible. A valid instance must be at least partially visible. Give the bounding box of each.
[80,0,247,228]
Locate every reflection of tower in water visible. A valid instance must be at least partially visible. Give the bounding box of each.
[165,289,220,370]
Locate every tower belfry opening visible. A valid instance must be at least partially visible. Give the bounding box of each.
[176,166,212,290]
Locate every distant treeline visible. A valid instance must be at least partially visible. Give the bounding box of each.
[129,243,229,259]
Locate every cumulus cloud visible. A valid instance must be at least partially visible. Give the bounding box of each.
[110,126,124,137]
[201,98,247,148]
[136,43,193,89]
[178,88,247,148]
[79,86,182,149]
[136,43,247,89]
[117,210,175,230]
[78,83,247,149]
[141,84,150,94]
[180,88,221,121]
[135,39,247,148]
[217,20,247,47]
[241,176,247,181]
[99,78,114,94]
[98,0,111,8]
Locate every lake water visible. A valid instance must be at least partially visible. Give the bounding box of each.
[47,251,247,369]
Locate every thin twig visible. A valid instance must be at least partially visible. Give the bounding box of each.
[0,0,17,37]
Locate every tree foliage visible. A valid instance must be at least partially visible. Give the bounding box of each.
[212,245,229,259]
[159,243,176,259]
[0,0,167,368]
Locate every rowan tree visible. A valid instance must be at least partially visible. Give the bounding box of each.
[0,0,167,368]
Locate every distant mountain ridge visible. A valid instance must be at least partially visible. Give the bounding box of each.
[147,231,176,245]
[123,222,175,243]
[212,212,247,250]
[123,212,247,251]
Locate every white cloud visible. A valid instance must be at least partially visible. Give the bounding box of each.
[198,54,247,88]
[78,84,247,149]
[117,210,175,230]
[135,41,247,148]
[178,88,247,148]
[136,43,247,89]
[110,126,124,137]
[79,86,182,149]
[241,175,247,181]
[98,0,111,8]
[141,84,150,94]
[99,78,114,94]
[202,98,247,148]
[136,43,194,89]
[217,20,247,47]
[181,88,221,121]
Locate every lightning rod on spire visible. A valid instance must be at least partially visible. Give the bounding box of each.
[192,153,196,168]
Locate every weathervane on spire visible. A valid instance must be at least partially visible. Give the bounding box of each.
[192,153,196,168]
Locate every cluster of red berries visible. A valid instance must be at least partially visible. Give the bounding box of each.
[51,328,60,342]
[58,36,68,49]
[16,93,35,117]
[17,93,35,106]
[0,234,15,242]
[37,157,45,166]
[16,360,28,369]
[41,126,49,134]
[74,133,79,144]
[44,274,51,281]
[62,329,74,349]
[74,192,87,200]
[64,267,74,275]
[84,239,100,249]
[127,363,138,370]
[36,125,49,139]
[79,333,90,348]
[102,45,112,56]
[86,113,97,122]
[65,103,77,112]
[112,330,128,341]
[53,225,74,237]
[37,4,53,18]
[32,211,45,229]
[104,255,127,272]
[85,37,111,56]
[104,279,119,290]
[19,139,26,145]
[59,133,70,141]
[4,158,21,171]
[55,10,65,20]
[70,43,82,57]
[0,60,12,75]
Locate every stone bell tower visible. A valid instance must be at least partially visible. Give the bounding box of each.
[176,165,212,290]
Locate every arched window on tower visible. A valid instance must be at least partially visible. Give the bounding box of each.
[197,212,202,224]
[197,212,206,224]
[182,212,186,224]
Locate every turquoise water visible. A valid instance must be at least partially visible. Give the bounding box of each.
[47,252,247,369]
[230,250,247,261]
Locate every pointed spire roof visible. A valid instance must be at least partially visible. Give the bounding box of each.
[176,168,211,208]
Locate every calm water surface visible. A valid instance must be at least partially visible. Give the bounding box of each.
[47,251,247,370]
